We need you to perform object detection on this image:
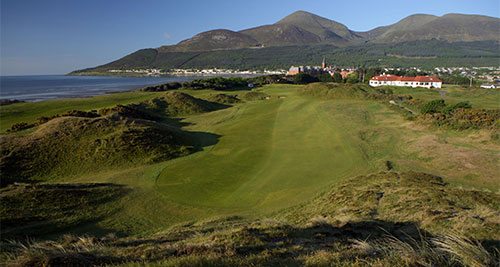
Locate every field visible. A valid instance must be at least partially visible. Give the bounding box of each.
[1,83,499,265]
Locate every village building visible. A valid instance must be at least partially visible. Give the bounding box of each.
[369,74,442,88]
[286,58,357,79]
[340,70,354,79]
[480,83,499,89]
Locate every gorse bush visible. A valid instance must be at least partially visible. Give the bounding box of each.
[420,99,447,114]
[443,101,472,114]
[293,73,320,84]
[183,77,249,90]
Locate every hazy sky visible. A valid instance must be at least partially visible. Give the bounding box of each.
[1,0,499,75]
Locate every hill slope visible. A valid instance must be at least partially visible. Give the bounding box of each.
[159,29,260,52]
[0,92,226,186]
[240,11,361,47]
[3,172,499,266]
[72,11,500,73]
[372,13,500,43]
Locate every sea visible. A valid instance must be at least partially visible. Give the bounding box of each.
[0,75,200,102]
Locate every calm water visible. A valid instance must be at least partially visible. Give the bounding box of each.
[0,75,198,102]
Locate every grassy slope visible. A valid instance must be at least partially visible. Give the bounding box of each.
[0,183,128,239]
[4,172,498,266]
[0,91,164,133]
[1,84,498,237]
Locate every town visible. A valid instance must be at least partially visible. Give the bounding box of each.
[105,61,500,89]
[285,58,500,88]
[107,68,285,77]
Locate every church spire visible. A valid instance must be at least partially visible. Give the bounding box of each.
[322,57,326,69]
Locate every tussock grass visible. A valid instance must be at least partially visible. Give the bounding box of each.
[279,171,500,240]
[433,233,495,267]
[3,218,497,266]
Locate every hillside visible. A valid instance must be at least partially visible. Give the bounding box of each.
[159,29,260,52]
[72,11,500,74]
[73,40,500,74]
[2,172,498,266]
[0,183,128,239]
[371,13,500,43]
[240,11,361,47]
[0,92,227,186]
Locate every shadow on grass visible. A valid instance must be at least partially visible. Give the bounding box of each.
[0,183,131,241]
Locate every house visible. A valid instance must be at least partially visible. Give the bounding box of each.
[369,74,442,88]
[340,70,354,79]
[287,66,302,76]
[480,84,498,89]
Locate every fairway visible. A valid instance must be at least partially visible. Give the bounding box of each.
[155,95,373,211]
[2,84,498,236]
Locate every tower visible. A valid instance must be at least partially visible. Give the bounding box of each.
[321,57,326,69]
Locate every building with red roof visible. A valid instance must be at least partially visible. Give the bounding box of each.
[369,74,442,88]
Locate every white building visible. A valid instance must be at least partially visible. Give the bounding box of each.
[480,84,498,89]
[369,74,442,89]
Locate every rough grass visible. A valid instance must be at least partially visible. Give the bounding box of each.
[207,93,241,104]
[0,83,498,265]
[278,171,500,240]
[0,92,228,186]
[0,183,128,239]
[0,115,194,186]
[241,91,270,101]
[2,183,498,266]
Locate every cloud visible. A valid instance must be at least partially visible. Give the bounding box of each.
[163,33,172,40]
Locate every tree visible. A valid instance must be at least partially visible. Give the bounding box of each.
[317,73,333,82]
[332,72,343,83]
[346,72,359,84]
[293,73,319,84]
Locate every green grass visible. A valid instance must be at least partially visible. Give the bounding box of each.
[1,83,499,238]
[0,91,165,133]
[388,85,500,110]
[0,183,127,239]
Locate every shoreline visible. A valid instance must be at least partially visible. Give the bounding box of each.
[0,75,196,103]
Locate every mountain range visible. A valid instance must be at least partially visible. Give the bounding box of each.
[73,11,500,73]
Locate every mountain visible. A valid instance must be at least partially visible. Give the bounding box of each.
[72,11,500,74]
[159,29,260,52]
[369,13,500,43]
[240,11,362,47]
[360,14,439,39]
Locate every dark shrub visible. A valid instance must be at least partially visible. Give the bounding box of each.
[7,122,35,132]
[443,101,472,114]
[317,73,334,82]
[293,73,319,84]
[183,77,248,90]
[142,82,182,92]
[420,99,446,114]
[61,110,100,118]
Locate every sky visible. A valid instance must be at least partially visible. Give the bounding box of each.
[1,0,499,75]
